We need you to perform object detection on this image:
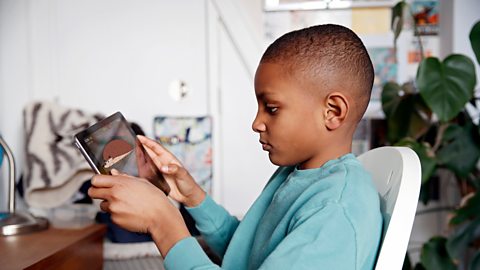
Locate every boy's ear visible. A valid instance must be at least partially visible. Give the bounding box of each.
[323,92,349,131]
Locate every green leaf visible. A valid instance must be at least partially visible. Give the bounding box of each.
[471,174,480,190]
[392,1,407,45]
[420,237,457,270]
[450,192,480,225]
[437,124,480,177]
[478,123,480,143]
[446,218,480,261]
[382,82,402,119]
[418,175,440,205]
[413,264,426,270]
[470,250,480,270]
[382,82,431,143]
[396,139,436,184]
[417,55,477,122]
[469,20,480,65]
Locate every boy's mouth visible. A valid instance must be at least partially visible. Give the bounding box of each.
[259,140,272,151]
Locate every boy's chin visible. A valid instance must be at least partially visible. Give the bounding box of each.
[268,153,297,167]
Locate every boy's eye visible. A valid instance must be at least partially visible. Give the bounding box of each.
[266,105,278,114]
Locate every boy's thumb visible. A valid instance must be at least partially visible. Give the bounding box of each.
[161,164,182,175]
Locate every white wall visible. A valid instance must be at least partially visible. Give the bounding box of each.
[0,0,273,216]
[439,0,480,87]
[452,0,480,85]
[30,0,208,129]
[207,0,275,216]
[0,0,32,210]
[230,0,265,50]
[0,0,209,211]
[214,14,275,215]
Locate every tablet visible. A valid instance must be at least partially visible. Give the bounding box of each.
[74,112,170,195]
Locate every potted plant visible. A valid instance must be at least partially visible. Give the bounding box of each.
[381,2,480,269]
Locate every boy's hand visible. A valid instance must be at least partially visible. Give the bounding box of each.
[88,171,190,256]
[137,135,206,207]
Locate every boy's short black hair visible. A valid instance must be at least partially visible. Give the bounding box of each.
[260,24,374,122]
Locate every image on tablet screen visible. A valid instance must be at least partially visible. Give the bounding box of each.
[84,116,137,175]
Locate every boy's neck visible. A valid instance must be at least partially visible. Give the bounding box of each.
[298,140,352,170]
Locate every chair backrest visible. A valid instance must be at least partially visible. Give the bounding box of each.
[357,146,421,270]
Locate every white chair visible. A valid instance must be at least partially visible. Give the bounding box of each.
[357,146,421,270]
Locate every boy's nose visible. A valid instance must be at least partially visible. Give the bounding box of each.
[252,115,266,133]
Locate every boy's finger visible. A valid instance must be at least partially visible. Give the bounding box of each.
[91,175,116,188]
[137,135,173,156]
[88,187,111,200]
[144,146,164,168]
[110,168,128,176]
[160,164,189,179]
[143,142,181,169]
[99,200,110,212]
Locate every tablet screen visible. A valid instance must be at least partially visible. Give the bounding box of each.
[75,112,170,194]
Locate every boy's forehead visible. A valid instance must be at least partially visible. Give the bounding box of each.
[256,61,282,76]
[254,62,308,96]
[255,62,286,86]
[254,69,284,96]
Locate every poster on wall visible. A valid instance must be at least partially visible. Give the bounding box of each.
[368,47,397,100]
[351,7,391,35]
[405,36,439,80]
[411,0,439,36]
[153,116,213,195]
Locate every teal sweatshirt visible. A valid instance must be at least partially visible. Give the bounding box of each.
[164,154,383,270]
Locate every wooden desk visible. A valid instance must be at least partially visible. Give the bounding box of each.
[0,223,106,270]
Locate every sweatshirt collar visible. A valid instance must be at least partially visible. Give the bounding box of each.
[291,153,356,178]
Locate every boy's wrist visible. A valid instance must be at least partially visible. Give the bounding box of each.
[184,187,206,208]
[149,213,191,257]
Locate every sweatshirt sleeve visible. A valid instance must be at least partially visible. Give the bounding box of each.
[185,195,240,258]
[257,203,359,270]
[163,237,220,270]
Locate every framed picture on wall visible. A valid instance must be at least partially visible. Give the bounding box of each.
[411,0,439,36]
[368,47,398,100]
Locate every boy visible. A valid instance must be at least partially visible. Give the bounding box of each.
[89,24,383,269]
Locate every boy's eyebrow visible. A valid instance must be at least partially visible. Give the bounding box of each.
[256,91,277,99]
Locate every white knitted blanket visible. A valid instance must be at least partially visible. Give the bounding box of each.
[23,101,103,208]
